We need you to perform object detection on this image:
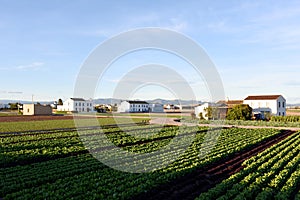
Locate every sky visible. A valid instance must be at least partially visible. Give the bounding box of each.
[1,0,300,103]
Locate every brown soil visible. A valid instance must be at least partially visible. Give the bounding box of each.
[286,111,300,116]
[0,115,81,122]
[132,129,295,200]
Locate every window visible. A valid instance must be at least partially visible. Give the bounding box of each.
[283,102,285,108]
[82,108,84,111]
[27,108,30,113]
[83,103,84,106]
[79,102,81,106]
[283,112,285,116]
[75,103,77,106]
[278,102,281,108]
[279,112,281,116]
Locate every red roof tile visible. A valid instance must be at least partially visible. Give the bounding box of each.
[244,95,282,100]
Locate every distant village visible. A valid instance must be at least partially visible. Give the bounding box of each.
[0,94,292,121]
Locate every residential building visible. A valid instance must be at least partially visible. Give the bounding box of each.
[117,100,149,113]
[243,95,286,117]
[57,98,94,112]
[23,104,52,115]
[194,103,212,120]
[194,102,227,120]
[217,99,244,108]
[149,103,164,113]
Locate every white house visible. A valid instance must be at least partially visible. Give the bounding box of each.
[149,103,164,113]
[57,98,94,113]
[243,95,286,117]
[194,102,212,120]
[117,100,149,113]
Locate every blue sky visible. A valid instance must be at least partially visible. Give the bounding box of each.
[1,0,300,103]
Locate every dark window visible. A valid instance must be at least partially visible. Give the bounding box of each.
[283,102,285,108]
[278,102,281,108]
[279,112,281,116]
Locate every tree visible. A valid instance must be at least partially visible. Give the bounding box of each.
[58,99,63,105]
[199,112,205,120]
[226,104,252,120]
[8,103,18,110]
[191,112,196,120]
[204,106,220,120]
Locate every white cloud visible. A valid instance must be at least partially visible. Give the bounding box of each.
[167,18,188,32]
[0,62,45,71]
[16,62,45,71]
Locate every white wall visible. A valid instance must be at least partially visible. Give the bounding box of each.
[243,96,286,116]
[117,101,130,112]
[194,103,210,120]
[118,101,149,112]
[149,104,164,113]
[57,99,94,112]
[129,103,149,112]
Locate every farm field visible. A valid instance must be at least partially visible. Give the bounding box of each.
[287,109,300,116]
[197,130,300,200]
[1,117,299,200]
[0,116,148,132]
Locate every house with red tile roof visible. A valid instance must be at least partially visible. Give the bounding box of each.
[243,95,286,117]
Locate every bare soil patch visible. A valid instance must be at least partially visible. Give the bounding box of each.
[0,115,77,122]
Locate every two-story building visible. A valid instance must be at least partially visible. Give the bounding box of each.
[149,103,164,113]
[57,98,94,112]
[117,100,149,113]
[243,95,286,117]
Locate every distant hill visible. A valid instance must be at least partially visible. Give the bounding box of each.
[5,98,300,107]
[93,98,122,105]
[0,99,53,105]
[0,98,201,106]
[93,98,201,105]
[287,103,300,108]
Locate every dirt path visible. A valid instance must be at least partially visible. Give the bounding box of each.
[132,129,295,200]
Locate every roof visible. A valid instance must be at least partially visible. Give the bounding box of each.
[244,95,282,100]
[126,100,148,104]
[218,100,243,105]
[70,98,85,101]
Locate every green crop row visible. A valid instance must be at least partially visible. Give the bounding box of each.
[271,115,300,122]
[197,131,300,200]
[0,126,283,199]
[0,117,149,133]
